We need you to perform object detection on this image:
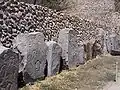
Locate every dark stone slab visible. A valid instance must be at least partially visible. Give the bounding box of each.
[110,50,120,56]
[0,45,19,90]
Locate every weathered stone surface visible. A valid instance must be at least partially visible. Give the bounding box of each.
[104,33,120,54]
[107,34,120,55]
[92,40,103,58]
[18,0,42,5]
[0,44,19,90]
[19,0,35,4]
[103,32,111,53]
[0,0,106,49]
[111,35,120,51]
[84,41,94,61]
[46,41,62,76]
[111,50,120,55]
[13,32,48,83]
[92,28,104,57]
[58,28,85,68]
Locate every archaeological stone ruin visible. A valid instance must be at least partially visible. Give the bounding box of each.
[0,0,120,90]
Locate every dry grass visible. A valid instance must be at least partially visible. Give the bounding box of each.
[20,55,120,90]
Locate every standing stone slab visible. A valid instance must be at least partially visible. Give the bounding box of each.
[13,32,47,83]
[103,32,112,53]
[95,28,105,56]
[58,28,85,68]
[104,33,120,54]
[46,41,62,76]
[111,35,120,50]
[108,34,120,55]
[0,45,19,90]
[84,41,94,61]
[92,40,103,58]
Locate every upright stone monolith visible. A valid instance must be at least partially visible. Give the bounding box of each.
[46,41,62,76]
[86,41,93,60]
[108,34,120,55]
[103,31,120,55]
[58,28,85,68]
[0,44,19,90]
[13,32,48,84]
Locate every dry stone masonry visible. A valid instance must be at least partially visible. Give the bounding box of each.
[0,0,105,48]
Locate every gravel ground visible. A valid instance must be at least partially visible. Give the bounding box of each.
[102,73,120,90]
[20,55,120,90]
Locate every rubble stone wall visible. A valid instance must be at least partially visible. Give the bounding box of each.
[0,0,107,48]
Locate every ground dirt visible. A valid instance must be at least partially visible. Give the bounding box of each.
[20,55,120,90]
[102,72,120,90]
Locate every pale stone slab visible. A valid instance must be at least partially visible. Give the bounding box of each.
[58,28,85,68]
[104,33,120,55]
[46,41,62,76]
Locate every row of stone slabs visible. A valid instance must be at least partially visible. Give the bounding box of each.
[0,28,85,90]
[0,28,120,90]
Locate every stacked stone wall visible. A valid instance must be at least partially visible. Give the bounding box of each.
[0,0,107,48]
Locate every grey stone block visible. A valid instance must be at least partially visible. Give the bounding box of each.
[103,32,112,53]
[46,41,62,76]
[58,28,85,68]
[84,41,94,61]
[108,34,120,55]
[104,33,120,54]
[13,32,47,83]
[0,45,19,90]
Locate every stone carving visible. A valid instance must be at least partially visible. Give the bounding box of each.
[13,32,48,84]
[58,28,85,68]
[0,44,19,90]
[46,41,62,76]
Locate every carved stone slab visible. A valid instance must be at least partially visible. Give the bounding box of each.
[13,32,48,83]
[46,41,62,76]
[58,28,85,68]
[0,45,19,90]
